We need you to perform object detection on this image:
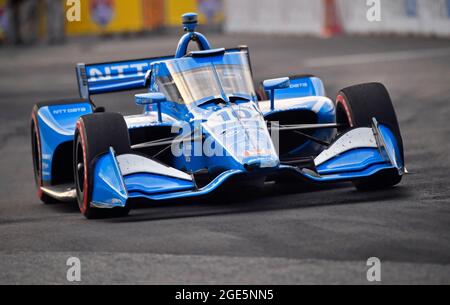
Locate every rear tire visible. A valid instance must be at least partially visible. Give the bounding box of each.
[335,82,403,190]
[74,113,131,219]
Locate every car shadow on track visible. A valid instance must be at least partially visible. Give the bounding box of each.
[44,200,80,214]
[100,182,411,223]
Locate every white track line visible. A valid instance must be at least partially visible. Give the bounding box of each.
[304,47,450,68]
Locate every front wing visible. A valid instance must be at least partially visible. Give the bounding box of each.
[89,118,405,208]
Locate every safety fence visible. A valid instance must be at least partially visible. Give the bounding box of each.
[224,0,323,36]
[224,0,450,38]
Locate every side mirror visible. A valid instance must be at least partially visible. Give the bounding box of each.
[135,92,167,123]
[135,92,166,105]
[263,77,290,111]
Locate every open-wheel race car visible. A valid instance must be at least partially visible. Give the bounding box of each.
[30,13,406,218]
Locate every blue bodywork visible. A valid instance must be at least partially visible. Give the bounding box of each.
[36,13,405,209]
[36,102,93,184]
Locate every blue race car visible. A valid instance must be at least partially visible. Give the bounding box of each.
[30,13,406,218]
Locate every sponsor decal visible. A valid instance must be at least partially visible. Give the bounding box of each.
[52,107,88,115]
[198,0,222,24]
[404,0,418,17]
[447,0,450,18]
[290,82,308,89]
[0,4,6,37]
[87,61,151,81]
[90,0,114,27]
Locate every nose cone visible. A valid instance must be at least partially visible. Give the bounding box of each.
[203,103,280,171]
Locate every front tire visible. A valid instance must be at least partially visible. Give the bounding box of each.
[74,113,131,219]
[335,82,404,190]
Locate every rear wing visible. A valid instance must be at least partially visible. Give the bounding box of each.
[76,55,173,99]
[76,47,251,100]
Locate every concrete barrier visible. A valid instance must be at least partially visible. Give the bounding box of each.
[338,0,450,37]
[224,0,450,38]
[224,0,323,35]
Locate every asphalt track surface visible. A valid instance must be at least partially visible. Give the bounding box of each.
[0,33,449,284]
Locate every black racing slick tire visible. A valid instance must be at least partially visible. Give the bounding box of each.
[74,113,131,219]
[335,82,403,190]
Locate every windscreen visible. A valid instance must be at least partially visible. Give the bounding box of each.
[155,51,256,106]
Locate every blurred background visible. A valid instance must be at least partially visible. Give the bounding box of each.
[0,0,449,45]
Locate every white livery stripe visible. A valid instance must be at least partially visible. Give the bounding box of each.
[259,96,334,114]
[314,128,378,167]
[117,154,192,181]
